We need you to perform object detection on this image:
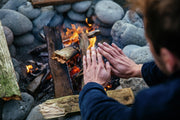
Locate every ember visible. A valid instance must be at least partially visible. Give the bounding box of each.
[26,65,33,73]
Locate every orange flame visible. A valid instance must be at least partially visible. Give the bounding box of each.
[26,65,33,73]
[88,36,96,49]
[70,66,81,77]
[86,18,92,27]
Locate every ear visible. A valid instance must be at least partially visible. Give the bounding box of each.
[160,48,178,73]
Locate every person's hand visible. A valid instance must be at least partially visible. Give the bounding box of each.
[98,42,142,78]
[83,47,111,87]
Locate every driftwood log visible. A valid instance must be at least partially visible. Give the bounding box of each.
[39,88,134,119]
[30,0,90,7]
[0,22,21,101]
[44,26,73,97]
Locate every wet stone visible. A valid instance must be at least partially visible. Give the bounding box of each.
[72,1,92,13]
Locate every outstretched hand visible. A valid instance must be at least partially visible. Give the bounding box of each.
[98,42,142,78]
[83,47,111,87]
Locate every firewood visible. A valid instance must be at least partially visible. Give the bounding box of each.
[39,88,134,119]
[51,47,79,64]
[0,22,21,101]
[28,44,47,55]
[79,31,89,56]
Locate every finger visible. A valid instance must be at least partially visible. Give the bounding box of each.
[98,47,114,62]
[86,50,91,66]
[91,47,97,66]
[83,55,87,71]
[103,42,121,56]
[111,67,119,76]
[111,43,125,56]
[97,49,103,65]
[106,61,111,74]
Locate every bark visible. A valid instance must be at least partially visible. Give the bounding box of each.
[0,22,21,101]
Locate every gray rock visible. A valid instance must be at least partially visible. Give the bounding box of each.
[18,2,41,20]
[55,4,71,13]
[92,15,112,28]
[122,10,144,28]
[8,44,16,57]
[0,9,33,35]
[67,10,86,22]
[15,71,20,82]
[2,92,34,120]
[111,20,147,48]
[12,58,22,75]
[122,44,141,58]
[26,106,44,120]
[49,13,64,27]
[72,1,92,13]
[2,0,27,10]
[14,33,34,47]
[3,26,14,46]
[33,10,55,30]
[129,46,154,64]
[0,0,8,8]
[95,0,124,25]
[99,26,111,36]
[66,115,81,120]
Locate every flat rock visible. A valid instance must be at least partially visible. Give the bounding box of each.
[2,0,27,10]
[0,9,33,35]
[72,1,92,13]
[18,2,41,20]
[122,44,141,58]
[111,20,146,48]
[3,26,14,46]
[2,92,34,120]
[67,10,86,22]
[55,4,71,13]
[14,33,34,47]
[95,0,124,25]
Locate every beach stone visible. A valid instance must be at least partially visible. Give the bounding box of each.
[3,26,14,46]
[0,9,33,35]
[92,15,112,27]
[2,0,27,10]
[18,2,41,20]
[67,10,86,22]
[122,44,141,58]
[111,20,146,48]
[26,106,44,120]
[8,44,16,57]
[122,10,144,28]
[95,0,124,25]
[33,10,55,30]
[129,46,154,64]
[72,1,92,13]
[14,33,34,47]
[55,4,71,13]
[49,13,64,27]
[99,26,111,36]
[0,0,8,8]
[2,92,34,120]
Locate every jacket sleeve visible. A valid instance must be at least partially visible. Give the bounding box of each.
[141,61,167,86]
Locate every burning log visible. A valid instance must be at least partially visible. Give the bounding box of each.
[39,88,134,119]
[0,22,21,101]
[51,47,79,64]
[79,31,90,56]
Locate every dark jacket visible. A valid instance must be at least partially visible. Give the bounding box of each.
[79,62,180,120]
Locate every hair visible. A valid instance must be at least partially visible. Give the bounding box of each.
[127,0,180,59]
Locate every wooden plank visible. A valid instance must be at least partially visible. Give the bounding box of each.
[44,26,73,98]
[39,88,134,119]
[0,21,21,101]
[30,0,90,7]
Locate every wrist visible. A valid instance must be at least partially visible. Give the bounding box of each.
[131,64,143,78]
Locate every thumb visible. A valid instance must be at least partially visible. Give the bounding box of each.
[106,61,111,73]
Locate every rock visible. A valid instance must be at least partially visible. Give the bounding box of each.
[95,0,124,25]
[99,26,111,36]
[12,58,22,76]
[2,92,34,120]
[92,15,112,28]
[72,1,92,13]
[8,44,16,57]
[111,20,146,48]
[122,44,141,58]
[3,26,14,46]
[66,115,81,120]
[14,33,34,47]
[33,10,55,30]
[15,71,20,83]
[18,2,41,20]
[49,13,64,27]
[129,46,154,64]
[67,10,86,22]
[2,0,27,10]
[55,4,71,13]
[0,9,33,35]
[122,10,144,28]
[26,106,44,120]
[0,0,8,8]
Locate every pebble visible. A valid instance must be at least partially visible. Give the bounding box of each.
[3,26,14,46]
[2,0,27,10]
[122,44,141,58]
[48,13,64,27]
[55,4,71,13]
[72,1,92,13]
[67,10,86,22]
[14,33,35,47]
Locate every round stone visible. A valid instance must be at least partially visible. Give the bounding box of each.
[14,33,34,47]
[0,9,33,35]
[8,44,16,57]
[2,0,27,10]
[55,4,71,13]
[122,44,141,58]
[2,92,34,120]
[67,10,86,22]
[3,26,14,46]
[72,1,92,13]
[95,0,124,25]
[26,106,44,120]
[49,13,64,27]
[99,26,112,36]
